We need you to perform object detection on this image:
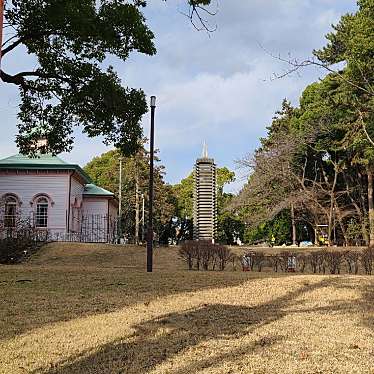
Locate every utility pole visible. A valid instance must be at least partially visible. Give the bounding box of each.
[118,157,123,243]
[147,96,156,272]
[0,0,4,67]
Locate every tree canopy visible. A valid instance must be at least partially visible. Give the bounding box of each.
[232,1,374,247]
[1,0,214,156]
[84,147,176,243]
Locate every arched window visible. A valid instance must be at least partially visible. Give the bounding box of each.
[4,195,18,228]
[35,197,49,228]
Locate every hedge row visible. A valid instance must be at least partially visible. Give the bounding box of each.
[179,243,374,275]
[241,248,374,275]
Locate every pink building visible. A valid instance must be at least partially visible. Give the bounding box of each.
[0,154,118,242]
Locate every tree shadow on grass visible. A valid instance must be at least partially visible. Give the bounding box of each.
[324,277,374,336]
[0,269,261,341]
[360,282,374,330]
[37,279,332,374]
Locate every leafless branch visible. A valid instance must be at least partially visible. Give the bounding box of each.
[259,44,374,97]
[179,1,218,33]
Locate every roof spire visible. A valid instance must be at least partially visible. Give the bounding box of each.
[202,141,208,158]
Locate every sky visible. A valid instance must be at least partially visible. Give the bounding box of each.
[0,0,358,192]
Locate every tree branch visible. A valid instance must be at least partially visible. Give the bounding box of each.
[359,111,374,147]
[179,1,218,33]
[1,37,24,57]
[0,69,30,89]
[2,34,18,48]
[0,69,72,92]
[259,44,374,97]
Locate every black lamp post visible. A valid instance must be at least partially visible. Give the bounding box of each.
[117,156,123,243]
[0,0,4,67]
[147,96,156,272]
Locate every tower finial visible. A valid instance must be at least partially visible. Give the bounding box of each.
[202,141,208,158]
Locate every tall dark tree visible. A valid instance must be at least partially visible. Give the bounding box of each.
[1,0,156,156]
[235,1,374,247]
[313,0,374,243]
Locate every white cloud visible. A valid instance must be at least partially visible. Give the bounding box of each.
[0,0,357,188]
[149,58,319,149]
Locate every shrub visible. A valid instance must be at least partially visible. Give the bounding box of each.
[326,251,343,274]
[268,254,281,272]
[200,240,212,270]
[252,252,265,272]
[0,218,49,264]
[317,250,327,274]
[179,240,232,271]
[231,254,239,271]
[279,251,290,272]
[361,247,374,275]
[215,244,232,271]
[297,254,308,273]
[309,252,319,273]
[179,241,197,270]
[343,251,360,274]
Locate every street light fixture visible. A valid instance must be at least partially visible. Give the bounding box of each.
[150,95,156,107]
[147,96,156,272]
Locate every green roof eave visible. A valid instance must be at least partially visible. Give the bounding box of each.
[0,163,92,184]
[83,183,114,196]
[0,153,68,165]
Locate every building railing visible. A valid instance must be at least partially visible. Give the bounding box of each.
[0,213,117,243]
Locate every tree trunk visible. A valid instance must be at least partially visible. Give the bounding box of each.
[314,225,318,246]
[368,168,374,246]
[327,168,338,246]
[334,202,348,246]
[359,173,369,245]
[344,174,369,245]
[291,203,297,245]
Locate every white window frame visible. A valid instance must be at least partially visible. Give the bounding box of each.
[35,196,49,229]
[3,195,19,228]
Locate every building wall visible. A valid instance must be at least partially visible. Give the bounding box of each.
[0,171,69,232]
[70,176,84,204]
[69,175,85,233]
[81,197,117,242]
[82,197,108,216]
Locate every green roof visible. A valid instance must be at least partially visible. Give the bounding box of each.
[0,153,91,183]
[0,153,68,165]
[83,184,114,196]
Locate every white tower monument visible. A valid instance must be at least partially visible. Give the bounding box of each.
[193,143,217,242]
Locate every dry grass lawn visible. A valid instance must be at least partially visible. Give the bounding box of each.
[0,243,373,373]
